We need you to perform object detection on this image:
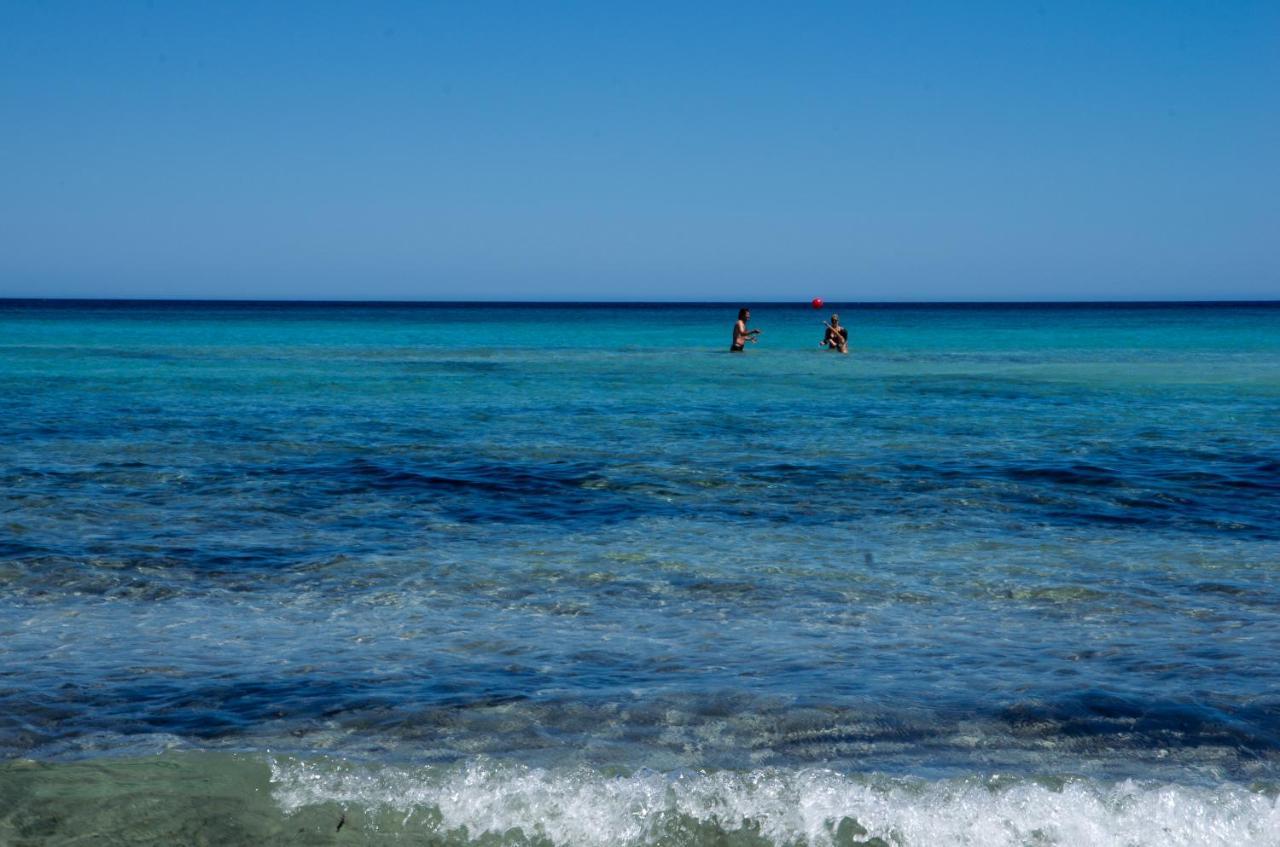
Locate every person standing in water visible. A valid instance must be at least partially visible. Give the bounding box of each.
[731,308,761,352]
[822,314,849,354]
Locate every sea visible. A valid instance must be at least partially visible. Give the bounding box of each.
[1,299,1278,846]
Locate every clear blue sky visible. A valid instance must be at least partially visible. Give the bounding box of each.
[2,1,1277,301]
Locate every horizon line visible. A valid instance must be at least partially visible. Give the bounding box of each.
[2,296,1278,308]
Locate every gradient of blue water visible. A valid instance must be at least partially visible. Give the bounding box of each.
[2,300,1278,783]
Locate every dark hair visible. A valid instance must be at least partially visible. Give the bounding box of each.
[738,308,750,320]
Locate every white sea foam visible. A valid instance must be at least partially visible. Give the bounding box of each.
[270,758,1280,846]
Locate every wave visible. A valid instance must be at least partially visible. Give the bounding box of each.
[7,686,1279,774]
[269,758,1280,847]
[4,752,1277,846]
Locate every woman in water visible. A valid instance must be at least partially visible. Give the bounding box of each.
[731,308,761,352]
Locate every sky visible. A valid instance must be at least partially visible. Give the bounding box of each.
[2,1,1278,301]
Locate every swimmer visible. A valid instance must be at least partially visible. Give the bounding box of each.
[821,314,849,354]
[731,308,761,352]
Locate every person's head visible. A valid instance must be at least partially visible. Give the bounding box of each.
[830,314,840,325]
[738,308,750,321]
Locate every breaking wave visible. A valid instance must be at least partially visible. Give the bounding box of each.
[270,757,1280,847]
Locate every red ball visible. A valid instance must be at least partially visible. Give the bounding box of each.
[811,298,824,310]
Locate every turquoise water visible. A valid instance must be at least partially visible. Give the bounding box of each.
[2,300,1279,845]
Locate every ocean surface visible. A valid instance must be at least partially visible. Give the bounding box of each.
[1,299,1278,845]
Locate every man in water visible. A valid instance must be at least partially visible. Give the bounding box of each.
[822,314,849,353]
[731,308,761,352]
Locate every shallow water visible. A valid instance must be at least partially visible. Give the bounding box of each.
[2,300,1278,844]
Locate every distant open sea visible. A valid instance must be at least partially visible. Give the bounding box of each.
[2,299,1278,845]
